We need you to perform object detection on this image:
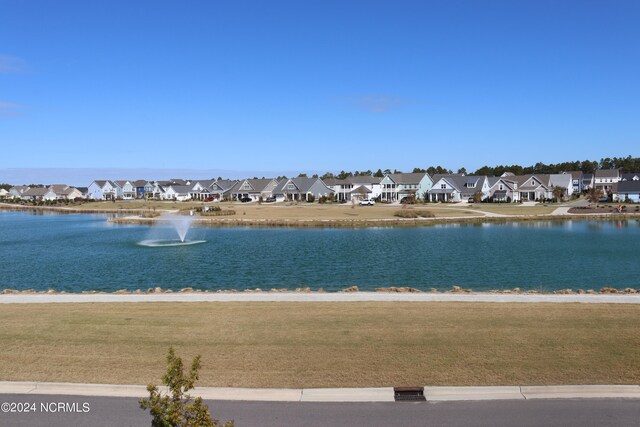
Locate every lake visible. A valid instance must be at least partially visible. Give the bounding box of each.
[1,211,639,292]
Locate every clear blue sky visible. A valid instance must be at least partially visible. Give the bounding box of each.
[1,0,639,177]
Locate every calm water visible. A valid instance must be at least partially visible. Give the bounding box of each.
[1,211,639,292]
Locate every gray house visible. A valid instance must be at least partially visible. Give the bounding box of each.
[612,181,640,203]
[230,178,278,201]
[273,177,334,201]
[563,171,583,193]
[428,174,490,202]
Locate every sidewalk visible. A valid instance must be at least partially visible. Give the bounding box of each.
[1,292,639,304]
[1,382,639,402]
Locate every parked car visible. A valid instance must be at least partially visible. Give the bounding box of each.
[240,197,252,203]
[264,196,277,203]
[359,199,375,206]
[467,197,475,203]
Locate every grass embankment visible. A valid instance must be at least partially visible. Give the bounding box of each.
[1,302,638,387]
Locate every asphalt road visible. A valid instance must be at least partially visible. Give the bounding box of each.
[1,394,639,427]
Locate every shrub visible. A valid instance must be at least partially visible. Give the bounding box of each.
[394,209,434,218]
[140,347,234,427]
[306,194,315,203]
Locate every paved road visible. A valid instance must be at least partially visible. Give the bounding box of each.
[1,394,639,426]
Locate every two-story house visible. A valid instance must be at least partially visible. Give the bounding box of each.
[380,173,433,202]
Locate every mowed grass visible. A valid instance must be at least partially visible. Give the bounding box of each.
[1,302,639,387]
[67,200,554,219]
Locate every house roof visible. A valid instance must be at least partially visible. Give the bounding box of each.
[93,180,116,188]
[388,173,428,185]
[48,184,70,193]
[563,171,583,180]
[273,177,327,194]
[595,169,620,178]
[350,185,372,194]
[346,176,382,185]
[211,179,237,191]
[11,185,30,193]
[245,179,276,192]
[23,187,50,196]
[114,180,130,187]
[166,185,193,194]
[515,175,550,191]
[321,178,342,186]
[132,180,150,187]
[621,173,640,181]
[615,181,640,193]
[548,174,572,188]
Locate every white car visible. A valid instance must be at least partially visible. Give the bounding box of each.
[359,199,375,206]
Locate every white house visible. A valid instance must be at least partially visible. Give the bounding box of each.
[380,173,433,202]
[324,176,383,202]
[114,180,136,200]
[21,187,57,201]
[88,180,118,200]
[48,184,83,200]
[8,186,30,199]
[594,169,621,194]
[428,175,491,202]
[163,185,192,201]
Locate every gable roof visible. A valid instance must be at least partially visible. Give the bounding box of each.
[166,185,193,194]
[615,180,640,193]
[210,179,237,191]
[388,173,429,185]
[595,169,620,179]
[22,187,50,196]
[621,173,640,181]
[132,180,151,187]
[516,174,550,190]
[350,185,372,194]
[563,171,583,180]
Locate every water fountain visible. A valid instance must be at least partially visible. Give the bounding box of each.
[138,213,206,247]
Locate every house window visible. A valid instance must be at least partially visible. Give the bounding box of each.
[287,184,295,190]
[440,184,446,189]
[531,180,535,186]
[499,185,503,190]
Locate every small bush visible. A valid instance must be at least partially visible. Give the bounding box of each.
[394,209,434,218]
[140,347,233,427]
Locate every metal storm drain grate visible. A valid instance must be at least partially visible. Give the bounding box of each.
[394,386,426,401]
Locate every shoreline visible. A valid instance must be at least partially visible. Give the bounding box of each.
[2,285,638,300]
[2,202,638,228]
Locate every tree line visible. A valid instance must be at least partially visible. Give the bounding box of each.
[310,155,640,180]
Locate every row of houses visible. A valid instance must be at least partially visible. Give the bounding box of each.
[3,169,640,204]
[1,184,86,201]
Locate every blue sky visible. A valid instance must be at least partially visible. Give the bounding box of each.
[1,0,639,180]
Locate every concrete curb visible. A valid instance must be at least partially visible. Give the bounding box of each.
[1,382,639,402]
[1,292,640,304]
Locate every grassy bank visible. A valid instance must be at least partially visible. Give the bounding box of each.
[1,302,638,387]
